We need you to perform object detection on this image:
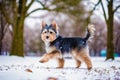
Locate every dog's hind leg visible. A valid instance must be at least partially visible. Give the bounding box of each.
[71,50,82,68]
[75,59,81,68]
[83,55,92,70]
[78,47,92,70]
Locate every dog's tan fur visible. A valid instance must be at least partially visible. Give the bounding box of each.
[71,46,92,69]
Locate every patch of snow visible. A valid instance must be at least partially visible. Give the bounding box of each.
[0,56,120,80]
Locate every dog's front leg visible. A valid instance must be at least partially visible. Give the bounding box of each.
[57,58,64,68]
[39,51,62,63]
[51,51,64,68]
[39,52,60,63]
[39,51,64,68]
[39,53,52,63]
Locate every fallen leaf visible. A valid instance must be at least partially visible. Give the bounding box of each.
[25,69,33,73]
[47,77,58,80]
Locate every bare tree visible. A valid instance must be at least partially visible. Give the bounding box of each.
[0,0,48,56]
[99,0,120,60]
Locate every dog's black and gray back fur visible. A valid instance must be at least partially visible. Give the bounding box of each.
[50,36,87,53]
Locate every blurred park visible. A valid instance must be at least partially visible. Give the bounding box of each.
[0,0,120,60]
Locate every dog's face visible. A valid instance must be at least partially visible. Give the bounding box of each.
[40,21,59,43]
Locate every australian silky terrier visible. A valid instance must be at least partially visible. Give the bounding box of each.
[39,21,95,70]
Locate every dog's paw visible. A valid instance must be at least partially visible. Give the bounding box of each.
[39,60,45,63]
[88,67,92,70]
[56,67,63,69]
[75,66,80,68]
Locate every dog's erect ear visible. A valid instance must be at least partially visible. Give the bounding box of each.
[51,20,59,31]
[41,21,46,30]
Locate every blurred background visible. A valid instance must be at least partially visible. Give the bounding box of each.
[0,0,120,59]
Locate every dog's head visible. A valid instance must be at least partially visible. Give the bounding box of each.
[40,21,59,43]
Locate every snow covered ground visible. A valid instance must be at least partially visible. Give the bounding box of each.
[0,56,120,80]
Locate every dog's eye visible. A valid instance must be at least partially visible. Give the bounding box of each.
[50,31,53,34]
[44,31,47,33]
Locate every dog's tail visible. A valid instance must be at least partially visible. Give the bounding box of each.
[84,24,95,41]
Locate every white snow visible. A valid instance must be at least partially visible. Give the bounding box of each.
[0,56,120,80]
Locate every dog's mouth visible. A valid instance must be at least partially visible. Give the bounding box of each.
[45,39,51,42]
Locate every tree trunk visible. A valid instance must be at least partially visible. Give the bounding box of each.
[0,40,2,55]
[106,0,114,60]
[0,13,4,55]
[0,15,2,55]
[10,19,24,56]
[10,0,26,57]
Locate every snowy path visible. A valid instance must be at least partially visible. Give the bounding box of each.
[0,56,120,80]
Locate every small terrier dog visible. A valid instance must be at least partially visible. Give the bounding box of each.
[39,21,95,70]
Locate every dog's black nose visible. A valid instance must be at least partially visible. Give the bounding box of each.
[46,36,49,39]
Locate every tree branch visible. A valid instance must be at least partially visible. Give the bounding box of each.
[27,13,49,19]
[86,0,101,24]
[26,8,46,17]
[25,0,34,13]
[25,0,51,17]
[36,0,45,8]
[100,0,107,22]
[89,0,101,15]
[0,3,12,24]
[114,5,120,13]
[93,0,101,11]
